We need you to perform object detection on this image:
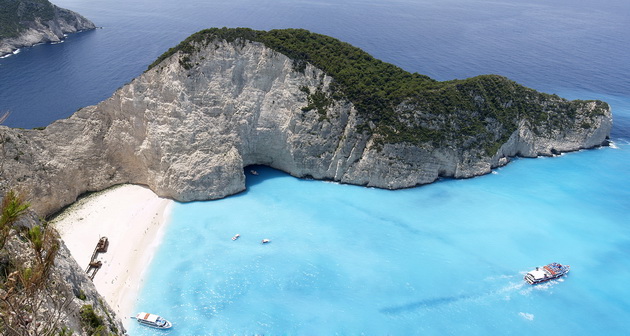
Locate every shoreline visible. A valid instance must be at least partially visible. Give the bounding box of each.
[51,184,174,329]
[0,27,99,58]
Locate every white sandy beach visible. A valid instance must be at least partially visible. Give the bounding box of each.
[51,184,173,328]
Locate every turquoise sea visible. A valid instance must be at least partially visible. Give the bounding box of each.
[1,0,629,334]
[135,150,630,335]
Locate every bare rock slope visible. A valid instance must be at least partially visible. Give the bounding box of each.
[0,29,612,216]
[0,208,124,335]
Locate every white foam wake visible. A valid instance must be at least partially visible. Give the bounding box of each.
[519,312,535,321]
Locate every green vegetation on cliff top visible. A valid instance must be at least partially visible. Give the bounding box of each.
[149,28,609,154]
[0,0,55,39]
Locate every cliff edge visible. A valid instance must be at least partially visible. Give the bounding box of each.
[0,0,95,57]
[0,193,124,335]
[0,28,612,216]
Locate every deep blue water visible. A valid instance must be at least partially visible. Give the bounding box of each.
[2,0,629,129]
[2,0,629,334]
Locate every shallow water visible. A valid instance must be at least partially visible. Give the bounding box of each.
[132,146,630,334]
[1,0,628,334]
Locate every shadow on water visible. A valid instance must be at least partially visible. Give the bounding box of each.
[379,294,474,314]
[242,165,515,276]
[379,280,530,315]
[242,164,331,189]
[241,165,291,190]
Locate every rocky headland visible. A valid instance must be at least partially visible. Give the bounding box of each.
[0,27,613,334]
[0,0,95,57]
[0,28,612,216]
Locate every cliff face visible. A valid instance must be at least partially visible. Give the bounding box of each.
[0,36,612,216]
[0,0,95,57]
[0,210,124,335]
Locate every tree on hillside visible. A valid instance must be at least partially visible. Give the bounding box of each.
[0,190,77,335]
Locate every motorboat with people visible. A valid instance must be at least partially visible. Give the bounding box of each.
[132,312,173,329]
[524,262,570,284]
[261,239,270,244]
[232,234,240,241]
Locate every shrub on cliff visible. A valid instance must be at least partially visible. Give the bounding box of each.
[148,28,609,156]
[0,0,56,39]
[79,304,103,332]
[0,191,85,335]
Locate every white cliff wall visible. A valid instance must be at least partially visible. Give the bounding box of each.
[0,39,612,216]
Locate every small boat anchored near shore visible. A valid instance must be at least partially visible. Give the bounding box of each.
[132,312,173,329]
[524,262,570,284]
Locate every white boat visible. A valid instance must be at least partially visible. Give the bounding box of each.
[232,234,240,240]
[524,263,570,284]
[132,312,172,329]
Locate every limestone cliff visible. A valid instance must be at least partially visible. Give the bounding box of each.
[0,208,124,335]
[0,28,612,217]
[0,0,95,57]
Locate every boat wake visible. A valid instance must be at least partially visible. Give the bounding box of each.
[379,279,529,315]
[517,277,565,295]
[379,294,474,314]
[379,273,567,316]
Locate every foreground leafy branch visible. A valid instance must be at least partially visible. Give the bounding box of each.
[0,190,68,335]
[0,190,29,250]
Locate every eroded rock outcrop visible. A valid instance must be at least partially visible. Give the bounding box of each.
[0,210,124,335]
[0,0,95,57]
[0,31,612,217]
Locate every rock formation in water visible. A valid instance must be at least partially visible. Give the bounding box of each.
[0,28,612,217]
[0,0,95,57]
